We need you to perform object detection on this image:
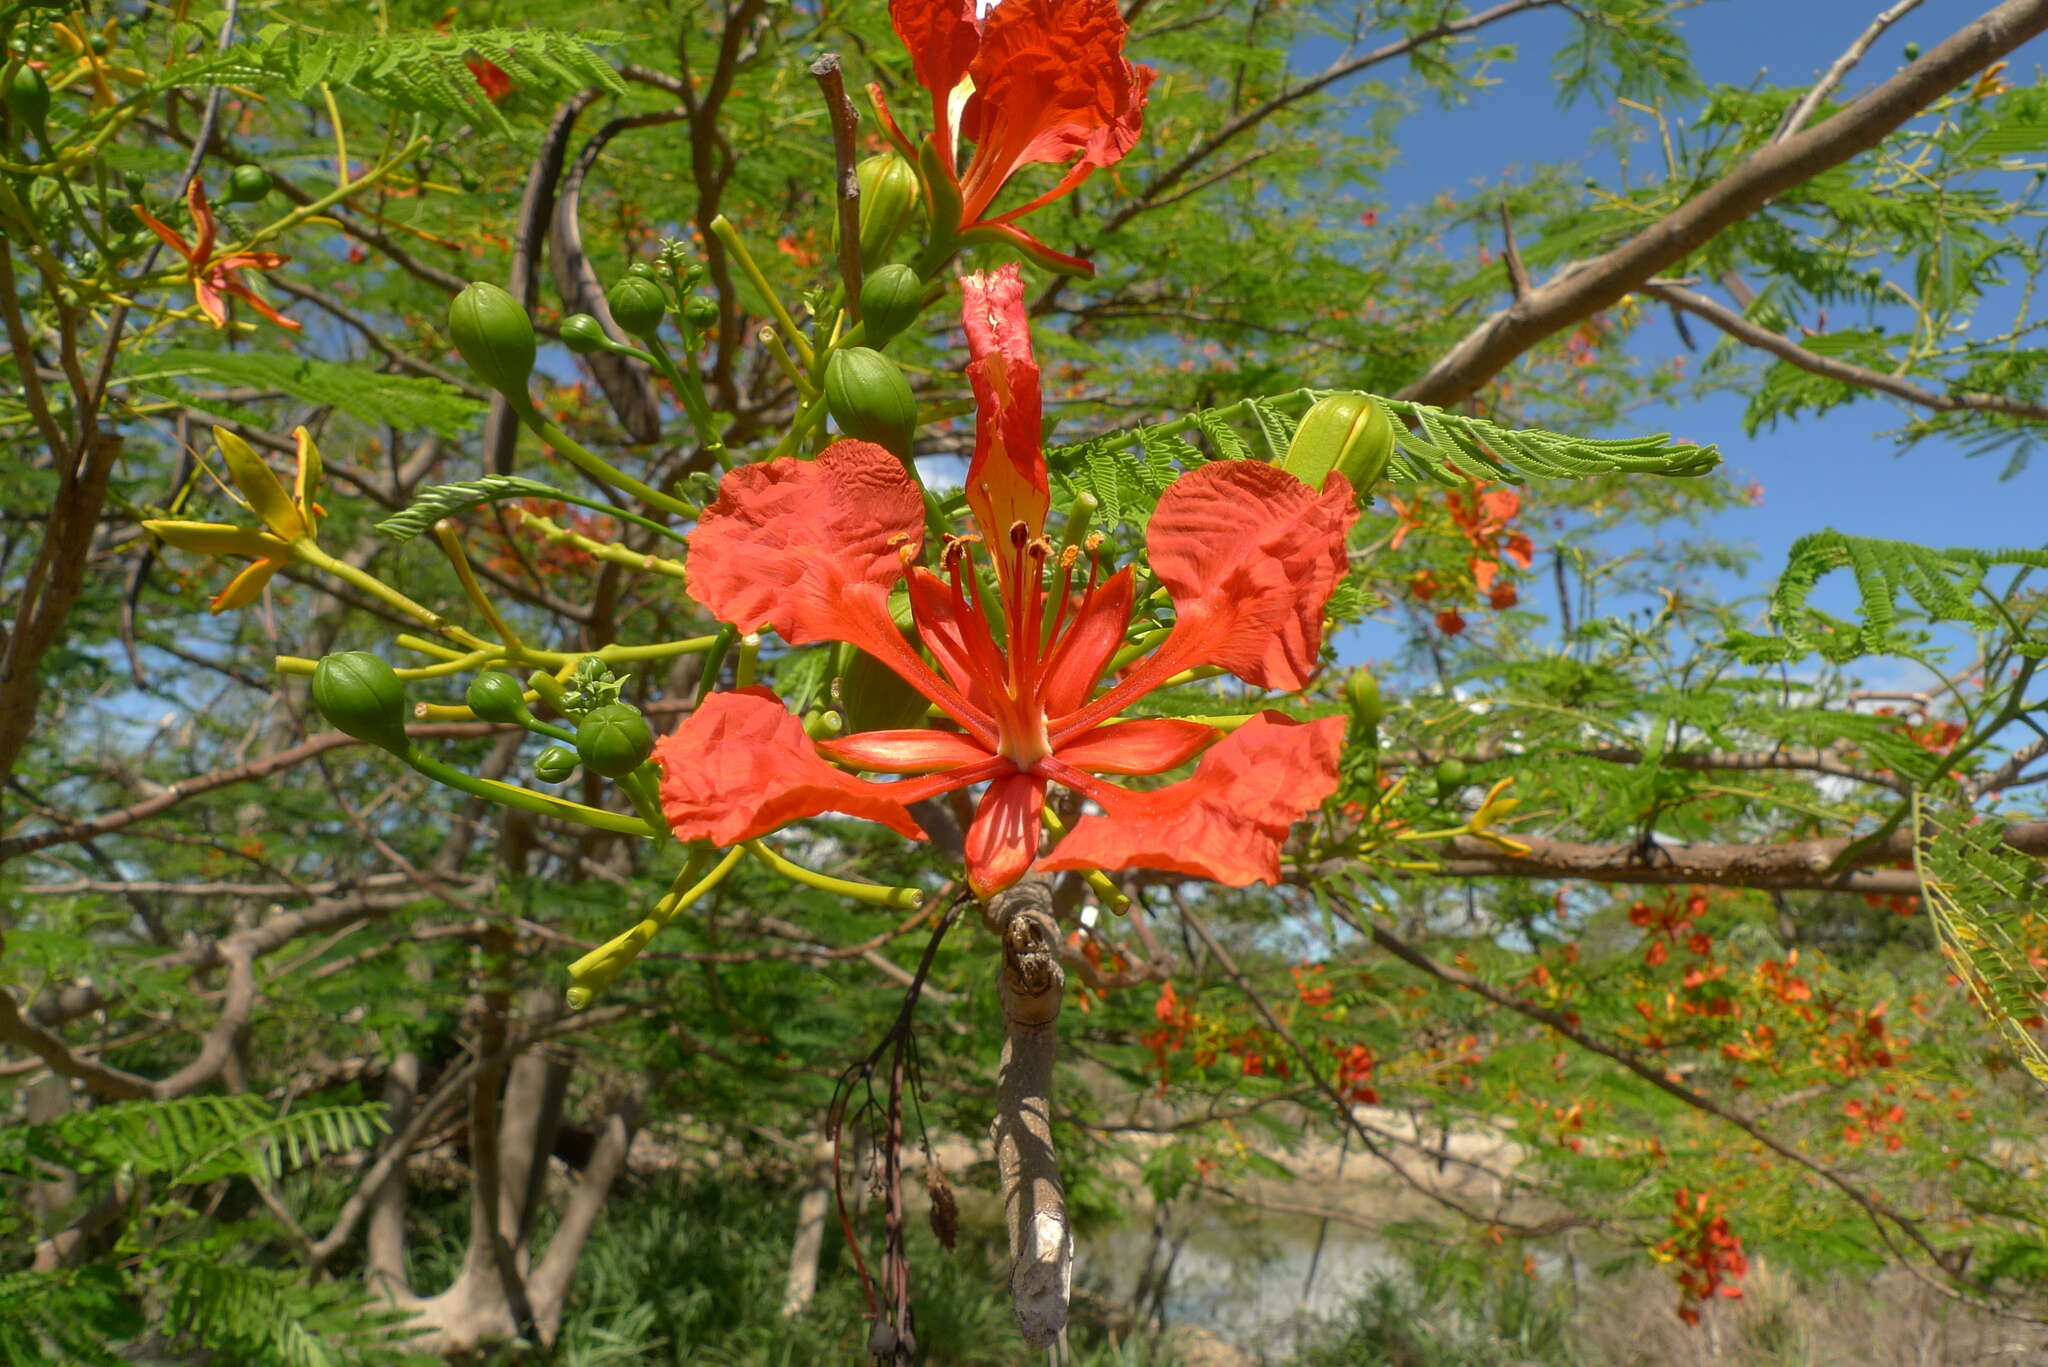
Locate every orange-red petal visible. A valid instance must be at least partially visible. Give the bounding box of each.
[687,440,923,646]
[960,264,1049,542]
[820,727,995,774]
[955,0,1152,222]
[654,689,928,846]
[1039,565,1133,718]
[965,772,1047,897]
[889,0,980,130]
[1054,717,1216,775]
[1039,713,1343,886]
[1145,460,1357,691]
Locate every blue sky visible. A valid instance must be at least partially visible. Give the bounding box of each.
[1356,0,2048,625]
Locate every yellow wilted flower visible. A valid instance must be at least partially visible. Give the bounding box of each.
[143,427,323,613]
[1465,776,1530,856]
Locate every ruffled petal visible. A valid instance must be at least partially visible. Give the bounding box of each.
[820,727,996,774]
[955,0,1151,222]
[965,771,1047,897]
[1145,460,1357,691]
[889,0,981,127]
[960,265,1048,543]
[1039,713,1343,886]
[654,689,929,846]
[686,440,924,646]
[1054,717,1216,775]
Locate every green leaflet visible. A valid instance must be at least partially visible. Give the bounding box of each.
[0,1094,389,1186]
[148,348,485,440]
[375,474,689,545]
[1050,388,1719,526]
[1914,793,2048,1093]
[1731,529,2048,664]
[148,27,625,134]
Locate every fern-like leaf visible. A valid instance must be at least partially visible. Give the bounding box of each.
[1050,389,1719,529]
[152,27,626,134]
[1731,530,2048,663]
[375,475,688,544]
[142,349,485,440]
[1913,793,2048,1091]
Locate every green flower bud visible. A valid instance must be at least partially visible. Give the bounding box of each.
[1902,41,1920,60]
[627,261,659,280]
[226,164,273,204]
[1343,668,1382,744]
[683,294,719,331]
[123,171,146,200]
[533,744,580,784]
[448,281,536,401]
[1434,757,1469,797]
[823,347,917,458]
[859,264,923,348]
[311,652,412,755]
[466,671,531,724]
[1282,394,1395,500]
[839,648,932,733]
[561,313,609,355]
[576,703,655,778]
[2,62,51,139]
[607,274,668,339]
[840,154,920,267]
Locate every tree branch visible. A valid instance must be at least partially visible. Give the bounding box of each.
[1398,0,2048,407]
[1641,279,2048,421]
[986,876,1070,1347]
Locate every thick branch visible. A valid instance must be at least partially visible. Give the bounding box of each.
[1398,0,2048,407]
[1402,820,2048,894]
[987,877,1070,1347]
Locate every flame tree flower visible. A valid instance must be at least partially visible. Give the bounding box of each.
[654,266,1354,896]
[873,0,1153,275]
[133,180,301,332]
[143,427,322,612]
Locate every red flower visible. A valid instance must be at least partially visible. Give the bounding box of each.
[466,56,513,102]
[132,180,300,332]
[874,0,1153,276]
[656,266,1353,896]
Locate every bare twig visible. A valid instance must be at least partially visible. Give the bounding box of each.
[1773,0,1927,143]
[1641,279,2048,422]
[811,54,865,318]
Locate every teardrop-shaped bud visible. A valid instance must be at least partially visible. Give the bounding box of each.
[1282,394,1395,501]
[2,63,50,139]
[226,164,273,204]
[839,648,932,733]
[823,347,917,458]
[1343,668,1382,747]
[533,744,580,784]
[448,282,536,401]
[561,313,609,355]
[311,652,413,755]
[607,274,668,340]
[840,154,920,267]
[860,264,924,348]
[466,671,531,724]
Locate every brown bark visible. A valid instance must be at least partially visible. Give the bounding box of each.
[986,876,1070,1347]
